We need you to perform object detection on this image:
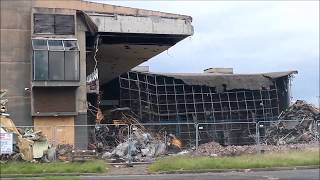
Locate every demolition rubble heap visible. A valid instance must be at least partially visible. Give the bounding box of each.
[91,110,183,162]
[101,126,168,162]
[278,100,319,121]
[0,116,55,162]
[1,89,54,163]
[194,141,318,157]
[193,100,319,157]
[262,100,319,145]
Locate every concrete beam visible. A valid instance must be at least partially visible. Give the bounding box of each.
[89,13,193,35]
[33,0,191,20]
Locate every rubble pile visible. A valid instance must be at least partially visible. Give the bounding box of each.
[0,116,55,162]
[262,100,319,145]
[194,141,257,156]
[194,141,318,157]
[100,126,182,162]
[279,100,319,121]
[56,144,73,161]
[93,124,129,152]
[262,120,318,145]
[92,108,183,162]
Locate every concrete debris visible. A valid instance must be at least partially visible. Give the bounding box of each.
[0,115,54,162]
[56,144,73,161]
[177,150,189,155]
[263,119,318,145]
[194,141,318,157]
[279,100,319,121]
[93,108,183,162]
[263,100,319,145]
[101,126,169,162]
[94,124,128,152]
[102,151,112,159]
[195,141,251,156]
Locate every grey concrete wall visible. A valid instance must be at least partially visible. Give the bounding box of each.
[74,112,88,149]
[76,16,88,114]
[74,13,89,149]
[0,0,33,126]
[1,2,88,126]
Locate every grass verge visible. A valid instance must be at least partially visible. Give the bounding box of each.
[0,160,108,174]
[149,148,320,172]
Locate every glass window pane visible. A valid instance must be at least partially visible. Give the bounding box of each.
[65,51,79,80]
[48,40,64,51]
[34,51,48,80]
[63,40,78,51]
[32,39,48,50]
[49,51,64,80]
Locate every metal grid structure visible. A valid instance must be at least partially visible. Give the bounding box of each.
[119,71,281,125]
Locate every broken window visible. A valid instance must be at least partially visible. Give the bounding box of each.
[32,39,80,81]
[33,14,75,35]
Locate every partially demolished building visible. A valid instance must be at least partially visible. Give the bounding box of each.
[119,69,297,124]
[1,0,193,146]
[1,0,304,155]
[113,69,297,145]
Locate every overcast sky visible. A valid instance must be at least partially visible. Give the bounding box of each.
[91,0,319,106]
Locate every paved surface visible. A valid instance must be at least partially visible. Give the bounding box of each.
[107,164,149,175]
[81,169,320,180]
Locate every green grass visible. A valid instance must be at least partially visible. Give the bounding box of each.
[149,148,320,172]
[0,160,108,174]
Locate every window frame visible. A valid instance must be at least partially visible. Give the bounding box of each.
[32,38,80,81]
[33,13,75,35]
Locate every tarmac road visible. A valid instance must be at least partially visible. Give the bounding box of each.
[81,169,320,180]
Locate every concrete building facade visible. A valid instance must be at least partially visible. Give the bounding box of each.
[1,0,193,145]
